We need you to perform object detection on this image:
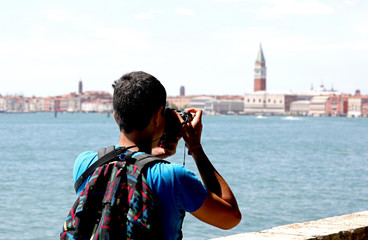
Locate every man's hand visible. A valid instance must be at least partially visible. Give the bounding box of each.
[151,135,181,159]
[176,108,203,150]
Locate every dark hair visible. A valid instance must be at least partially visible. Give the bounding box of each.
[112,71,166,133]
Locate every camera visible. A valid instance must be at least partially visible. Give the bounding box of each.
[164,108,192,137]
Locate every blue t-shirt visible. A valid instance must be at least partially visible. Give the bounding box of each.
[73,148,208,240]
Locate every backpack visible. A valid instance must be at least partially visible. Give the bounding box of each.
[60,146,168,240]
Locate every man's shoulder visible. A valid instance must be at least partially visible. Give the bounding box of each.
[147,162,199,183]
[74,151,98,169]
[73,151,98,183]
[77,151,98,160]
[149,162,184,173]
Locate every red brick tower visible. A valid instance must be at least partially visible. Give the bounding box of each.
[254,44,266,92]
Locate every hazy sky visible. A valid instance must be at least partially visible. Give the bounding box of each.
[1,0,367,97]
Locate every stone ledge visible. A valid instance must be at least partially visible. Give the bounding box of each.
[212,211,368,240]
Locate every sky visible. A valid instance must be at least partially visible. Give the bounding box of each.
[1,0,368,97]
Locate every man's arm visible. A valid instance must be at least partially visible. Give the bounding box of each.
[190,147,241,229]
[178,108,242,230]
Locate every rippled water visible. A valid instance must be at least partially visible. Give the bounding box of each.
[0,113,367,239]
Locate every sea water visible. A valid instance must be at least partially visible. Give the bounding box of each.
[0,113,367,240]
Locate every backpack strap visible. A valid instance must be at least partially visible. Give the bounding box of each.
[133,154,169,169]
[97,145,115,159]
[74,146,127,193]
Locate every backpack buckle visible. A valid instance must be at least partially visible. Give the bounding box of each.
[115,147,128,156]
[124,151,137,164]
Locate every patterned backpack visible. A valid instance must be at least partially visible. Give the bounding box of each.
[60,146,168,240]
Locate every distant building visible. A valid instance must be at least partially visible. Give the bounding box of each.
[290,100,310,116]
[79,80,83,95]
[190,96,214,110]
[362,103,368,117]
[81,99,112,113]
[1,96,26,113]
[347,90,368,117]
[30,97,44,112]
[254,44,266,92]
[244,92,297,115]
[23,98,36,112]
[309,96,329,117]
[43,97,57,112]
[180,86,185,96]
[326,95,349,117]
[0,89,111,113]
[59,93,82,112]
[0,97,6,112]
[204,96,244,115]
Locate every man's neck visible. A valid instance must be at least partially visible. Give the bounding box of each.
[118,131,152,154]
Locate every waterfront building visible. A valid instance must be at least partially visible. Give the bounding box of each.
[309,96,329,117]
[204,96,244,115]
[58,91,112,113]
[0,97,6,112]
[30,97,44,112]
[362,102,368,117]
[81,99,112,113]
[59,93,82,112]
[290,100,310,116]
[42,97,57,112]
[326,94,349,117]
[23,98,36,112]
[190,96,214,111]
[347,91,368,117]
[0,96,25,113]
[0,96,36,113]
[244,91,297,115]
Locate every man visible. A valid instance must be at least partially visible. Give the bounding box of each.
[73,71,241,239]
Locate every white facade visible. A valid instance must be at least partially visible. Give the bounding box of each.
[347,97,368,118]
[189,97,244,115]
[190,97,214,110]
[290,100,310,116]
[309,96,329,117]
[81,101,112,113]
[24,100,36,112]
[0,97,6,112]
[205,99,244,115]
[60,96,81,112]
[243,92,297,115]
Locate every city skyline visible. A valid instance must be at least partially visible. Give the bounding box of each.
[1,0,368,97]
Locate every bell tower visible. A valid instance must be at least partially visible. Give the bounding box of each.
[78,79,83,95]
[254,44,266,92]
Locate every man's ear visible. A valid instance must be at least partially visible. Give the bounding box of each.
[152,106,164,127]
[113,111,118,125]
